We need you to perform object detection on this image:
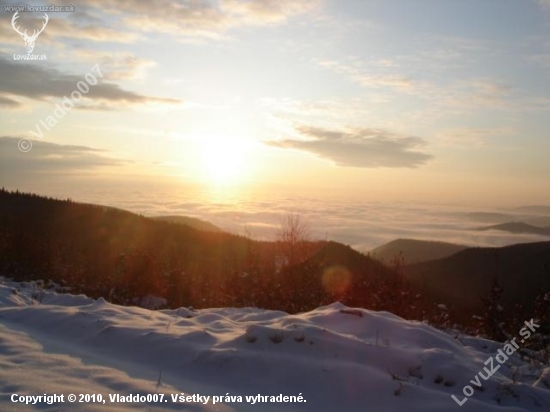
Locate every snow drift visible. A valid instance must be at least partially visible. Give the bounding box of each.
[0,277,548,411]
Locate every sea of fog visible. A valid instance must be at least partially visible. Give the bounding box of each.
[23,182,550,252]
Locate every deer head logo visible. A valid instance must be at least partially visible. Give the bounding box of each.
[11,11,49,54]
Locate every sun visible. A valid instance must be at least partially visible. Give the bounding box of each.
[199,135,251,186]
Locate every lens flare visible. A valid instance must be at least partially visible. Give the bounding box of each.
[322,266,352,296]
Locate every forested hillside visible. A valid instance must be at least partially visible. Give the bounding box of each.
[0,189,419,318]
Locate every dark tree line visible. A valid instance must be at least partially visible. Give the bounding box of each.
[0,189,429,317]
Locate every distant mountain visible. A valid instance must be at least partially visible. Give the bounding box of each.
[309,241,395,280]
[151,215,224,233]
[476,221,550,236]
[463,212,516,224]
[464,211,550,226]
[370,239,468,264]
[513,205,550,215]
[523,216,550,227]
[405,241,550,317]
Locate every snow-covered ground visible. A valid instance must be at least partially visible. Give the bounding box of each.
[0,277,548,411]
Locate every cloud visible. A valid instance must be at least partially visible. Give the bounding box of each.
[222,0,321,24]
[267,126,432,168]
[0,94,20,108]
[0,8,139,48]
[0,0,321,49]
[45,17,140,43]
[437,127,515,146]
[81,0,321,40]
[0,136,125,179]
[319,59,512,115]
[0,57,179,107]
[318,53,517,117]
[13,179,543,251]
[258,97,374,124]
[433,80,511,110]
[319,60,421,93]
[71,50,157,80]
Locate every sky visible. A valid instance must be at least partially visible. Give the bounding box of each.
[1,0,550,214]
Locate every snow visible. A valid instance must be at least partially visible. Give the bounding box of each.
[0,277,548,411]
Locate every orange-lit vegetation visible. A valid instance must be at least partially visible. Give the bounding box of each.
[0,190,420,316]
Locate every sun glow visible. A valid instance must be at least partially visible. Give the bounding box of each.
[198,135,252,186]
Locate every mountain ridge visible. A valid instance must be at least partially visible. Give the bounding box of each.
[150,215,224,233]
[370,238,468,264]
[476,221,550,236]
[405,241,550,318]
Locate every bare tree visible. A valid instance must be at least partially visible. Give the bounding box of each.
[277,213,312,267]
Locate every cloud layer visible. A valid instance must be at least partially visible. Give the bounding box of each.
[268,126,432,168]
[0,0,321,47]
[0,136,124,177]
[0,58,179,108]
